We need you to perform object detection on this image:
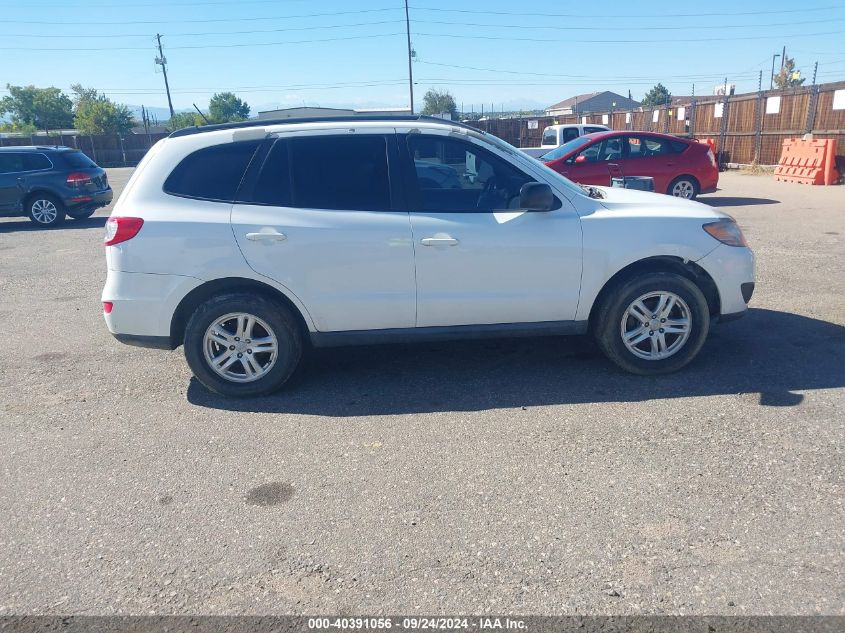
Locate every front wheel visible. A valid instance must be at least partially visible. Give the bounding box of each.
[27,194,66,227]
[593,272,710,375]
[184,294,303,397]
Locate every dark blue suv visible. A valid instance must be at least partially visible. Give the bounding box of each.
[0,146,113,227]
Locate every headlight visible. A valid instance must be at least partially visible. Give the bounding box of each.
[703,220,748,247]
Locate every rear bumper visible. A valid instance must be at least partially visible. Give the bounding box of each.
[102,269,203,347]
[64,187,113,210]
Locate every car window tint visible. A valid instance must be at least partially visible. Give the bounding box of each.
[408,135,536,212]
[541,128,558,145]
[164,140,260,201]
[24,153,52,171]
[585,127,606,134]
[290,135,390,211]
[669,140,689,154]
[62,151,97,169]
[0,153,25,173]
[562,127,579,142]
[251,140,291,206]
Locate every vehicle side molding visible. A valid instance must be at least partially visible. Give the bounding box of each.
[310,320,589,347]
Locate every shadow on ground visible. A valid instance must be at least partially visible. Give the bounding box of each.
[0,216,107,234]
[703,196,779,207]
[187,308,845,416]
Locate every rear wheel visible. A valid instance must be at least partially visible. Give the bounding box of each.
[27,194,65,227]
[668,176,699,200]
[184,294,302,397]
[67,208,96,220]
[593,272,710,375]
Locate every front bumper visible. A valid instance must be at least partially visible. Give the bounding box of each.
[696,244,755,318]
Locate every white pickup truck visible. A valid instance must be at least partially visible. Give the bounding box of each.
[521,123,610,158]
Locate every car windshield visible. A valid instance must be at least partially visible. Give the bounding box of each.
[540,136,593,162]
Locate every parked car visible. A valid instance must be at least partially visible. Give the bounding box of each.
[102,115,754,397]
[521,123,610,158]
[541,131,718,199]
[0,146,113,227]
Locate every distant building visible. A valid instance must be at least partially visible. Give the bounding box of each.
[545,91,640,116]
[257,106,411,120]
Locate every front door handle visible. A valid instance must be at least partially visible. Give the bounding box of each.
[246,231,287,242]
[421,236,459,247]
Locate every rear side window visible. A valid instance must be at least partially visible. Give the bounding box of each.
[164,140,260,202]
[24,153,52,171]
[290,135,390,211]
[62,151,97,169]
[584,127,606,134]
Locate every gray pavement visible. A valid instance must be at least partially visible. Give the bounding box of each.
[0,170,842,615]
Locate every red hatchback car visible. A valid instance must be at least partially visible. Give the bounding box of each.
[541,131,718,199]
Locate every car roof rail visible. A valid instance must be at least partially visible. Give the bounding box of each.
[167,114,481,138]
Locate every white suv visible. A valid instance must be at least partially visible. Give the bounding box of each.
[102,116,754,397]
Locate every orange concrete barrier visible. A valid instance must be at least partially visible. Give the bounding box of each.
[697,138,716,154]
[774,138,839,185]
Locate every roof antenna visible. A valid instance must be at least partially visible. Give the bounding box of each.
[192,103,210,125]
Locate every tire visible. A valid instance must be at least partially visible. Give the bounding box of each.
[27,193,66,227]
[67,208,96,220]
[593,272,710,375]
[667,176,699,200]
[184,293,303,397]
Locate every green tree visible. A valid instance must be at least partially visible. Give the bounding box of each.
[641,83,672,107]
[773,56,806,89]
[71,85,134,135]
[208,92,250,123]
[0,84,73,132]
[421,89,458,119]
[166,111,203,131]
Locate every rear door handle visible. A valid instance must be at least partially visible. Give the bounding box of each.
[246,231,287,242]
[421,236,459,247]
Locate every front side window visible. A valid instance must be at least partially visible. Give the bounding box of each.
[407,135,536,212]
[562,127,579,143]
[164,140,260,201]
[0,153,25,173]
[574,137,623,163]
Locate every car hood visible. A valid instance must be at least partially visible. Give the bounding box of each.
[594,185,730,220]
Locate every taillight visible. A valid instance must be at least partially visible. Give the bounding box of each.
[103,301,113,314]
[707,149,717,168]
[66,172,92,187]
[104,217,144,246]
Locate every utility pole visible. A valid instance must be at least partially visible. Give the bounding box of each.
[403,1,414,114]
[155,33,175,119]
[781,45,786,70]
[770,53,781,90]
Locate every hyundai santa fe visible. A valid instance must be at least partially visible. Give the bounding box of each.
[102,116,754,397]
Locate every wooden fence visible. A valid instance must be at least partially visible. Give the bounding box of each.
[470,80,845,168]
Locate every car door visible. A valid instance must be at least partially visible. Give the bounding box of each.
[560,136,623,186]
[399,130,582,328]
[0,153,25,211]
[619,135,675,192]
[231,129,416,333]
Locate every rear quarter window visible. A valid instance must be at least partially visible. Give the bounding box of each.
[669,140,690,154]
[164,140,260,202]
[24,153,53,171]
[61,151,97,169]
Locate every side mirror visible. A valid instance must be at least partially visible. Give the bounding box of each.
[519,182,555,212]
[574,154,588,164]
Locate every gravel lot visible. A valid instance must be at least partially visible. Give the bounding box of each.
[0,170,842,615]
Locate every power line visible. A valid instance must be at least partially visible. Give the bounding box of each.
[0,32,405,51]
[408,4,845,18]
[411,29,845,44]
[414,17,845,31]
[0,6,402,25]
[2,19,407,38]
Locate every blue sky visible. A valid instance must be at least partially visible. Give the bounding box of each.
[2,0,845,118]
